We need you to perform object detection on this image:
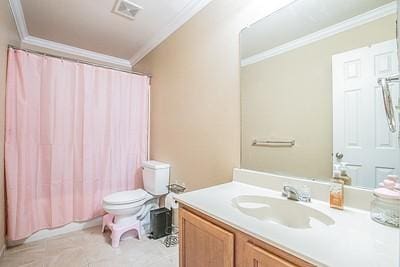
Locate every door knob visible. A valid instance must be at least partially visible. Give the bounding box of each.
[335,152,343,160]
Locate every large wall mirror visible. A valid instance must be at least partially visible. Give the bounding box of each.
[240,0,399,189]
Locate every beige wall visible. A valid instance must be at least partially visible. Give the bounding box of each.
[134,0,292,191]
[0,0,20,251]
[241,15,396,181]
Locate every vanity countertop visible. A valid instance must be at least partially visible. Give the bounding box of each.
[174,181,399,267]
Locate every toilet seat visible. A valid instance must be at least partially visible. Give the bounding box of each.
[102,189,153,217]
[103,189,151,205]
[103,198,148,211]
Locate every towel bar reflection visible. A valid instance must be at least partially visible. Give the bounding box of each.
[252,139,295,147]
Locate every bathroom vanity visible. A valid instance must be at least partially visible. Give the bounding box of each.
[178,205,314,267]
[175,169,399,267]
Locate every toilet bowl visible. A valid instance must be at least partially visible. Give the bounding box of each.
[103,189,153,226]
[102,160,170,247]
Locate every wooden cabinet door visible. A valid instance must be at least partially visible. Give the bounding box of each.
[179,208,234,267]
[245,242,298,267]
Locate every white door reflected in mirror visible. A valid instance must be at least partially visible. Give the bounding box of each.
[332,40,399,188]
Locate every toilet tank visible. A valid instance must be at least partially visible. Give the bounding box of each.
[142,160,170,195]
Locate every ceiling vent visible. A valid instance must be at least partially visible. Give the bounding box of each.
[113,0,143,20]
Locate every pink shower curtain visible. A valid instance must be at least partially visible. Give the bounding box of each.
[5,48,149,240]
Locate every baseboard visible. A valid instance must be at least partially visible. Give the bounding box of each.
[7,217,102,247]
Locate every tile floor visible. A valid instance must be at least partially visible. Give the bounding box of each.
[0,226,179,267]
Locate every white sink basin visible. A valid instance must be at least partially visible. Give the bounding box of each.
[232,195,335,229]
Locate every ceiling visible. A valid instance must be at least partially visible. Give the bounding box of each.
[12,0,211,67]
[240,0,394,60]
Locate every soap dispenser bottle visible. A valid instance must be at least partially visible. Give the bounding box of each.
[330,168,344,210]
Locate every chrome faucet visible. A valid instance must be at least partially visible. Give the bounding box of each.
[282,185,311,202]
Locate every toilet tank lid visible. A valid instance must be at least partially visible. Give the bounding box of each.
[143,160,170,170]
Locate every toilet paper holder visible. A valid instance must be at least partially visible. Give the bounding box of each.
[166,183,186,194]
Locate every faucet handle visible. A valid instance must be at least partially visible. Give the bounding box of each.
[297,185,311,202]
[282,185,293,195]
[282,185,299,201]
[282,184,311,202]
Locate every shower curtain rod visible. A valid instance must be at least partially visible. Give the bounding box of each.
[7,45,151,78]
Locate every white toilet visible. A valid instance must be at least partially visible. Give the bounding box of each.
[102,160,170,247]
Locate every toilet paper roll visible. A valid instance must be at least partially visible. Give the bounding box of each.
[165,192,178,210]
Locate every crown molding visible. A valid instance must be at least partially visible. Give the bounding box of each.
[241,1,397,67]
[22,36,132,69]
[8,0,28,39]
[9,0,132,69]
[9,0,211,69]
[129,0,212,65]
